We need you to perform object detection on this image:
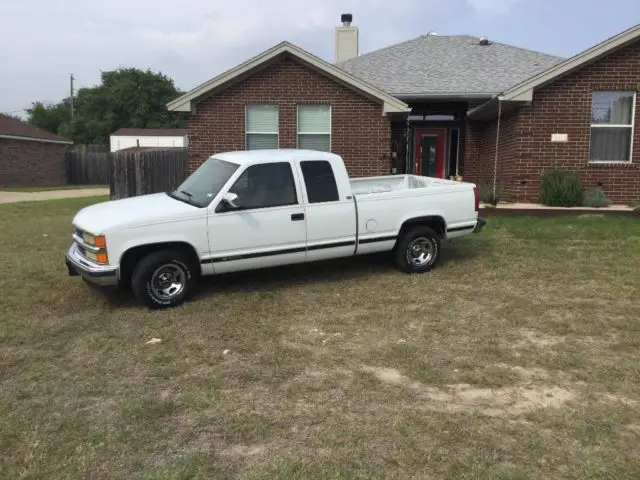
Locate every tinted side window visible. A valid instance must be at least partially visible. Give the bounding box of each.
[228,162,297,209]
[300,160,339,203]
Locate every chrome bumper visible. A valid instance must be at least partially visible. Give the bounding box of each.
[65,243,119,287]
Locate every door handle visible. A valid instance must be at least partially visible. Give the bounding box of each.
[291,213,305,221]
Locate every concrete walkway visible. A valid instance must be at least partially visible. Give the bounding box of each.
[0,188,109,204]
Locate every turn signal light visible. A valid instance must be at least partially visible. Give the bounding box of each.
[94,235,106,248]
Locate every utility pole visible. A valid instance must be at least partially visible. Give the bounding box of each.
[70,74,75,120]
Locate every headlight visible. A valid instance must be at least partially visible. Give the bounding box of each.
[83,232,106,248]
[84,250,109,264]
[74,227,109,264]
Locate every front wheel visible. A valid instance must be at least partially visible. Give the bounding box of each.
[131,250,196,309]
[393,226,441,273]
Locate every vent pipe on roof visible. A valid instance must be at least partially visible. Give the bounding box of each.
[479,37,490,45]
[335,14,359,63]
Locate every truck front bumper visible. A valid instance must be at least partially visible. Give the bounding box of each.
[65,243,119,287]
[474,217,487,233]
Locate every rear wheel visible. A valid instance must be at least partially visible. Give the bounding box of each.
[393,226,441,273]
[131,250,196,309]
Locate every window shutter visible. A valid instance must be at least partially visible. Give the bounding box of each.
[247,134,278,150]
[298,105,330,133]
[246,105,279,133]
[298,134,330,152]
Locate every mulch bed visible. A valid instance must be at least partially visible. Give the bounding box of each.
[480,207,639,218]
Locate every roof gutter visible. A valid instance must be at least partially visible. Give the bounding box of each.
[392,93,496,101]
[466,95,500,119]
[0,134,73,145]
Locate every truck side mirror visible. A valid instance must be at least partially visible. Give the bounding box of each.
[221,192,240,210]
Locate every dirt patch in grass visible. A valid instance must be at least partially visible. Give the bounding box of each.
[1,200,640,478]
[362,365,577,417]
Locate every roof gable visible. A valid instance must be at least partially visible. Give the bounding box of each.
[499,24,640,102]
[167,42,409,115]
[468,23,640,119]
[0,114,72,144]
[337,34,562,99]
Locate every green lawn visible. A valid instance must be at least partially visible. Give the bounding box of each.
[1,197,639,479]
[0,184,107,192]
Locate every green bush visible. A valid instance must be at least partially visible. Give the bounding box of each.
[477,182,502,205]
[582,187,611,208]
[539,169,582,207]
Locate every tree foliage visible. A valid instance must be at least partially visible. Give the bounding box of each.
[26,101,72,136]
[26,68,186,144]
[0,112,25,121]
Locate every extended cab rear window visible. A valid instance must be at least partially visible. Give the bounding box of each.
[300,160,339,203]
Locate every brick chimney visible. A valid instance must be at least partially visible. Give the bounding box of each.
[335,13,359,63]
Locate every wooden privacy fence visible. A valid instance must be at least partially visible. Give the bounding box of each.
[110,148,188,200]
[67,145,111,184]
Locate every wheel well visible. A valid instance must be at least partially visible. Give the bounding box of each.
[119,242,201,284]
[399,216,446,239]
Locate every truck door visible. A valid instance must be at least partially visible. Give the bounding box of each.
[207,161,307,274]
[297,159,357,262]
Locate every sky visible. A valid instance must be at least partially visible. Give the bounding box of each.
[1,0,638,117]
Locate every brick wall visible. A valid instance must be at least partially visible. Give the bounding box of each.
[465,111,519,198]
[187,57,392,177]
[0,138,68,186]
[516,39,640,204]
[466,39,640,205]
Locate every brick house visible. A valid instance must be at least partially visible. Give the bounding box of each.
[0,114,73,186]
[168,17,640,204]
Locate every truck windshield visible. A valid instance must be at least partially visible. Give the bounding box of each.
[169,157,240,207]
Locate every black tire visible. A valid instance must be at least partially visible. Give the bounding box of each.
[393,226,441,273]
[131,250,196,309]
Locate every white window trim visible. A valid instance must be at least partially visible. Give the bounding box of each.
[588,91,635,164]
[296,104,332,151]
[245,104,279,149]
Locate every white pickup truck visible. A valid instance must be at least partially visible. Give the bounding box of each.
[66,149,485,309]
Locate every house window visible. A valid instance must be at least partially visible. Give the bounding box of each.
[245,104,279,150]
[297,105,331,152]
[589,91,635,162]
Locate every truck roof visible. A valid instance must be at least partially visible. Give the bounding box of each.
[212,149,341,164]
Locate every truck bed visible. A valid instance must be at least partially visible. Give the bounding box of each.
[350,174,461,196]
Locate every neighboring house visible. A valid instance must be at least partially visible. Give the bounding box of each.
[168,16,640,204]
[109,128,188,152]
[0,114,73,186]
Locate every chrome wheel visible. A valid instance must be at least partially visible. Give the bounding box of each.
[406,237,434,267]
[150,264,186,300]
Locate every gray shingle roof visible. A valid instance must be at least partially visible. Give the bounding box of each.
[337,34,563,97]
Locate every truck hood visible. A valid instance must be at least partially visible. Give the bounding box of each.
[72,193,203,234]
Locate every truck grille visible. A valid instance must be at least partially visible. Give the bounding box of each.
[72,226,90,259]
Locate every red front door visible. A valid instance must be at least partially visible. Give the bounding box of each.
[413,128,446,178]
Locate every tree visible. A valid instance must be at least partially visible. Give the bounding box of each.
[0,112,25,121]
[26,101,71,136]
[27,68,186,144]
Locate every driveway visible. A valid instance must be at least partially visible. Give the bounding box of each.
[0,188,109,204]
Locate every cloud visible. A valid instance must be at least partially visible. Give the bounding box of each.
[0,0,520,113]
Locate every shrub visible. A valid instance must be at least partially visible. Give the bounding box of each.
[477,182,502,205]
[539,169,582,207]
[582,187,611,208]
